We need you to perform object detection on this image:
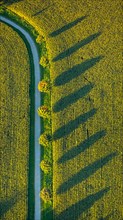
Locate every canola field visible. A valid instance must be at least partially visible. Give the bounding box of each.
[0,22,30,219]
[1,0,123,219]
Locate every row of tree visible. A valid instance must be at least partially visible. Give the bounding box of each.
[36,34,53,202]
[37,76,52,201]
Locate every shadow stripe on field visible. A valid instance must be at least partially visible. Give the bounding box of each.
[0,191,24,218]
[53,108,97,140]
[58,130,106,164]
[54,56,103,86]
[53,32,101,62]
[49,15,87,37]
[55,187,110,220]
[57,152,117,194]
[53,83,93,112]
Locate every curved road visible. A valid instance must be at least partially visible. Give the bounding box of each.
[0,16,41,220]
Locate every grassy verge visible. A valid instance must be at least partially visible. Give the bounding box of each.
[39,41,53,220]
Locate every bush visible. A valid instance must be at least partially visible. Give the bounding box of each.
[40,55,49,68]
[40,188,52,202]
[39,133,51,147]
[40,160,51,173]
[36,35,44,44]
[38,80,50,93]
[37,106,50,118]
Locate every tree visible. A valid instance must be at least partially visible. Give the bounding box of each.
[37,106,50,118]
[40,160,51,173]
[36,35,44,44]
[40,188,52,202]
[38,80,50,93]
[39,133,51,147]
[40,55,49,68]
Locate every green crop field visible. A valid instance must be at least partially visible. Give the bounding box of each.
[0,22,30,219]
[0,0,122,219]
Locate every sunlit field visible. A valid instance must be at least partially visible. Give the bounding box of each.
[1,0,122,219]
[0,22,30,219]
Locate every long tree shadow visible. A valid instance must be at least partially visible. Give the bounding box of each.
[58,130,106,164]
[99,211,115,220]
[0,191,23,217]
[49,15,87,37]
[0,0,22,5]
[32,4,54,17]
[42,208,53,220]
[53,108,97,140]
[54,56,103,86]
[55,187,110,220]
[53,83,93,112]
[57,152,117,194]
[53,32,101,62]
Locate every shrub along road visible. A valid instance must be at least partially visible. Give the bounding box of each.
[0,15,41,220]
